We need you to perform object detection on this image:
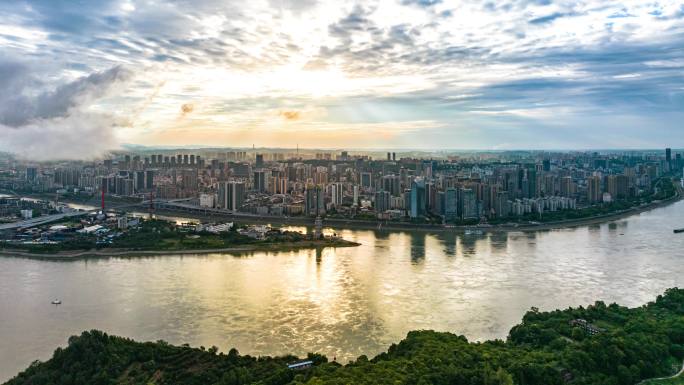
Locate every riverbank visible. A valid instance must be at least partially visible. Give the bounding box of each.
[147,188,683,234]
[496,189,683,233]
[0,238,360,260]
[13,185,683,234]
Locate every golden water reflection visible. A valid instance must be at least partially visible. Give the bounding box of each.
[1,202,684,381]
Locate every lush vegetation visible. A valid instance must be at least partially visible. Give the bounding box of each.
[108,219,260,251]
[1,219,346,254]
[6,288,684,385]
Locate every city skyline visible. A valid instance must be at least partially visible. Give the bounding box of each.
[1,0,684,160]
[3,2,684,383]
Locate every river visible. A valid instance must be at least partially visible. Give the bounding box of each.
[1,200,684,382]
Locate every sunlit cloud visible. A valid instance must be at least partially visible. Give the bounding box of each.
[280,110,302,121]
[180,103,195,117]
[0,0,683,153]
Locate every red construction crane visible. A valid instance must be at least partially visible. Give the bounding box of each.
[149,191,154,218]
[101,183,106,212]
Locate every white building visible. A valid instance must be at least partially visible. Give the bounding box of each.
[199,193,216,208]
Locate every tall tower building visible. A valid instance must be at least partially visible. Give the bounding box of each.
[459,188,477,219]
[331,182,343,207]
[305,185,325,216]
[587,176,601,203]
[374,190,390,213]
[253,170,267,192]
[255,153,264,168]
[409,178,426,218]
[218,181,245,211]
[444,188,458,220]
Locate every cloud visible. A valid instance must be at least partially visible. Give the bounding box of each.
[0,63,133,159]
[279,110,301,120]
[0,113,122,160]
[0,65,131,126]
[180,103,195,117]
[529,12,576,25]
[0,0,683,149]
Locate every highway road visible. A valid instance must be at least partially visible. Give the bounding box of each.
[0,211,91,231]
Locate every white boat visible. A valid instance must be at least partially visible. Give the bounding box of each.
[51,299,61,305]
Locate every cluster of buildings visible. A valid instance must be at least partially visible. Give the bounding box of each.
[1,148,681,224]
[0,207,139,246]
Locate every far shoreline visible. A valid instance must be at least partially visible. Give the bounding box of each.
[0,239,361,261]
[7,185,683,237]
[147,188,682,234]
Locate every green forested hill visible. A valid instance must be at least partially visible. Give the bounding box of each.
[5,288,684,385]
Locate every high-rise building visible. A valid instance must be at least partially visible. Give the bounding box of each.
[253,170,267,192]
[305,185,325,216]
[331,182,343,207]
[409,178,426,218]
[181,169,198,191]
[270,170,287,194]
[218,181,245,211]
[145,170,155,189]
[494,191,510,218]
[587,176,601,203]
[460,188,477,219]
[606,174,630,200]
[444,188,458,220]
[382,175,401,196]
[527,169,537,198]
[375,190,391,213]
[560,176,576,197]
[434,191,445,216]
[425,182,437,212]
[255,153,264,168]
[134,171,146,192]
[313,167,328,185]
[26,167,37,182]
[666,148,672,163]
[360,172,372,188]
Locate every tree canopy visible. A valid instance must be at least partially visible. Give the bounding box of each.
[6,288,684,385]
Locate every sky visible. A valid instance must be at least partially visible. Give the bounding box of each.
[1,0,684,159]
